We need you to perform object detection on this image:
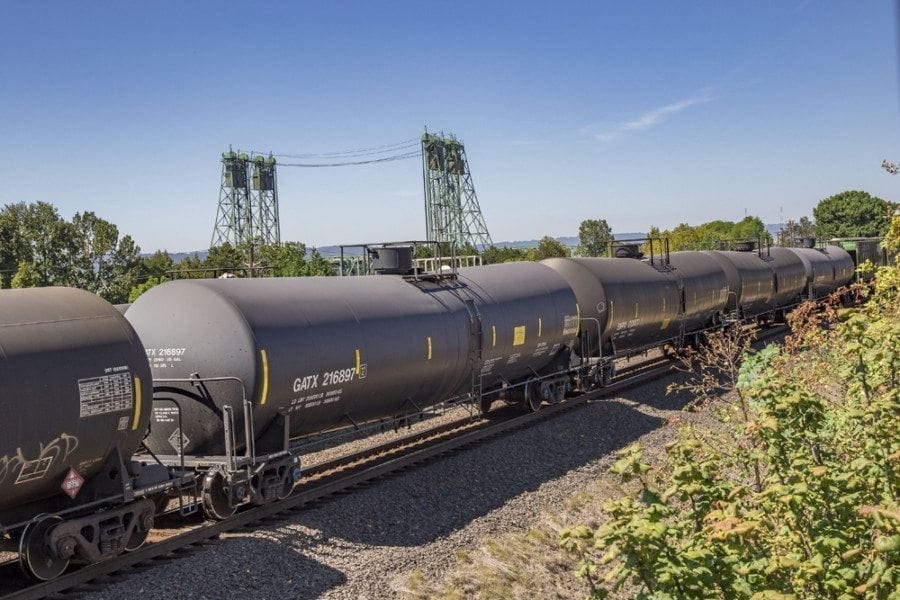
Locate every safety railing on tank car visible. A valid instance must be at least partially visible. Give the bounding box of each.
[150,376,293,471]
[709,236,772,258]
[337,240,464,281]
[608,237,671,268]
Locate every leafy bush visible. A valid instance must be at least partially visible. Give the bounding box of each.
[561,263,900,598]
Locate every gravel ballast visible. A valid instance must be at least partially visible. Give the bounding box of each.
[79,371,700,600]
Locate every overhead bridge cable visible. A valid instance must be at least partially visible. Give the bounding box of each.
[278,150,421,168]
[252,138,421,167]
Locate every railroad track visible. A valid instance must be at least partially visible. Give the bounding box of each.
[0,325,787,600]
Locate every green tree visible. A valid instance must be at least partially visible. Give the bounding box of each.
[777,216,816,246]
[526,236,571,260]
[4,202,79,286]
[576,219,614,257]
[480,245,529,264]
[10,260,37,288]
[171,254,205,279]
[813,190,895,239]
[203,242,245,275]
[655,217,770,252]
[70,211,142,303]
[140,250,175,280]
[256,242,335,277]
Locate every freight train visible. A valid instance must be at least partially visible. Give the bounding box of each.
[0,240,857,579]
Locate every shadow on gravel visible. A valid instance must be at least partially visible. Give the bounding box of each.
[142,535,346,599]
[292,372,686,550]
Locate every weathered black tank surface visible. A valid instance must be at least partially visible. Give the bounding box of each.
[766,248,808,308]
[666,252,728,332]
[822,245,856,289]
[456,262,579,388]
[543,257,681,356]
[0,288,152,514]
[703,251,776,317]
[785,247,834,298]
[126,276,475,455]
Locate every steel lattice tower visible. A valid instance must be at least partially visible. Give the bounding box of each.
[421,132,493,249]
[249,154,280,245]
[211,150,280,248]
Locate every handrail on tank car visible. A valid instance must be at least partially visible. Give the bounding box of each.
[338,239,460,280]
[609,236,670,268]
[153,376,256,470]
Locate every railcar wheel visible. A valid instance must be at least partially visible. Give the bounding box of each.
[202,470,237,520]
[524,382,542,413]
[479,396,493,415]
[278,465,301,500]
[125,527,149,552]
[19,516,68,581]
[125,508,154,552]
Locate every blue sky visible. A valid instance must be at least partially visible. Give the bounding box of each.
[1,2,898,252]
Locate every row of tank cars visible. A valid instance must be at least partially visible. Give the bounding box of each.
[0,240,856,579]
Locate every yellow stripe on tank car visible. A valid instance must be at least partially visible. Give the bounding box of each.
[538,317,542,338]
[491,325,497,348]
[355,348,361,375]
[259,349,270,405]
[131,376,142,431]
[634,302,639,319]
[426,336,432,360]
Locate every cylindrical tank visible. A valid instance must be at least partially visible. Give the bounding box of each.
[126,276,475,456]
[703,251,776,317]
[766,248,808,308]
[128,265,579,456]
[455,262,579,388]
[542,257,681,356]
[666,252,728,333]
[822,245,856,289]
[0,288,152,513]
[786,247,837,299]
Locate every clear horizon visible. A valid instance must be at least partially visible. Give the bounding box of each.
[1,2,898,253]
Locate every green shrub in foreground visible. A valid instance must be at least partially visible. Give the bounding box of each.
[561,265,900,599]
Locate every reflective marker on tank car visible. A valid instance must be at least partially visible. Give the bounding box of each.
[355,348,361,375]
[131,376,142,430]
[259,349,269,405]
[426,336,432,360]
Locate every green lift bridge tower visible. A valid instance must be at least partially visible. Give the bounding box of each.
[211,150,281,248]
[421,132,493,250]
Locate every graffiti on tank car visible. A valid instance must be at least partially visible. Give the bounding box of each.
[0,433,79,485]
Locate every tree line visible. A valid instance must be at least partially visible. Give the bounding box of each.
[0,202,335,304]
[2,190,893,302]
